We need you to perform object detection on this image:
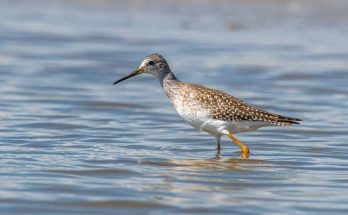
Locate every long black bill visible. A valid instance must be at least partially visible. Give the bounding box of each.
[113,69,142,85]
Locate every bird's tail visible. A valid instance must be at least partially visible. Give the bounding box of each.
[276,115,302,126]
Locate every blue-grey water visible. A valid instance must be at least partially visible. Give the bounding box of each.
[1,0,348,214]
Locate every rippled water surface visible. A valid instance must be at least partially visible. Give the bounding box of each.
[1,0,348,214]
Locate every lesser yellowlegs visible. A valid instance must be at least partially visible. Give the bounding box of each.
[113,54,302,158]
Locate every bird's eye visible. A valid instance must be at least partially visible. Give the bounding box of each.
[148,61,155,66]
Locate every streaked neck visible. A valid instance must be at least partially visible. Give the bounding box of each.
[155,71,178,87]
[159,72,180,99]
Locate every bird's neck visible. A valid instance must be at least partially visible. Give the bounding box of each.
[161,72,178,86]
[154,70,178,86]
[157,72,180,99]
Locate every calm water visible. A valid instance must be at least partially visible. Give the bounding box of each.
[1,0,348,214]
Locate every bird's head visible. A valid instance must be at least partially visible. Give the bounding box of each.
[113,53,170,85]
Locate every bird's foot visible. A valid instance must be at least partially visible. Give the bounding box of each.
[241,150,249,159]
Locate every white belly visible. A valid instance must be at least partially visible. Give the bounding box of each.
[183,115,269,136]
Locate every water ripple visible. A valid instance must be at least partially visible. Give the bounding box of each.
[1,0,348,214]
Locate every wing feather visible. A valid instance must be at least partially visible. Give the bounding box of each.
[182,83,302,126]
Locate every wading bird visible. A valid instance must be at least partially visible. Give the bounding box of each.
[113,54,301,158]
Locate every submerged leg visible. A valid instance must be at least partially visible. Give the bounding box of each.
[226,133,249,159]
[216,136,221,152]
[215,136,221,158]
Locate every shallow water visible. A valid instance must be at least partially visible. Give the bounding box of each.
[1,0,348,214]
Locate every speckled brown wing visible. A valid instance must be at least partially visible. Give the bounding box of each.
[185,83,302,126]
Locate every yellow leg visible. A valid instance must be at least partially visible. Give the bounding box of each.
[226,133,249,159]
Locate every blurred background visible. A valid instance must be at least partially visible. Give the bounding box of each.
[1,0,348,214]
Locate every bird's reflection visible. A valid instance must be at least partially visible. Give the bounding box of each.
[141,156,268,171]
[139,156,271,193]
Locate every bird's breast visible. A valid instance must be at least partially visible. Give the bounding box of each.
[171,92,225,135]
